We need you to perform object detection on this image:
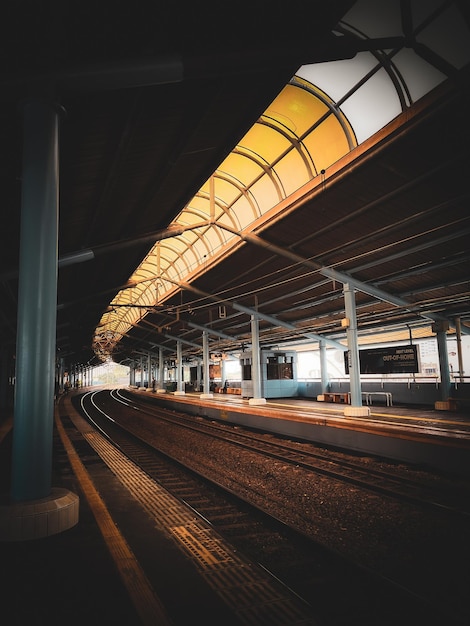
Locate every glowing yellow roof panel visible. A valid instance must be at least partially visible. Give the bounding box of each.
[95,0,470,360]
[94,78,355,357]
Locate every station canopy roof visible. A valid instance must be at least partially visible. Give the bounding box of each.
[1,1,470,368]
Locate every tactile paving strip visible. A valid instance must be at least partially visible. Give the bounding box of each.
[70,412,317,625]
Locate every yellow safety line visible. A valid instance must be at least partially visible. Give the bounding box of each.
[54,407,172,626]
[264,400,469,427]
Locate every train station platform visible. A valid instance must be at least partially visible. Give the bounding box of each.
[1,388,469,625]
[0,408,168,626]
[0,415,230,625]
[0,392,325,626]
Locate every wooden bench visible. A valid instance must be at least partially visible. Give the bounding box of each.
[321,392,350,404]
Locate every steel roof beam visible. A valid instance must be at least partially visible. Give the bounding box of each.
[217,225,466,333]
[165,278,346,351]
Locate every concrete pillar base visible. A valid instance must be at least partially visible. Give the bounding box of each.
[174,390,186,396]
[200,393,214,399]
[248,397,267,406]
[344,406,371,417]
[156,388,166,393]
[0,487,79,542]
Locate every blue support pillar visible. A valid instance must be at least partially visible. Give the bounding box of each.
[343,283,369,417]
[11,100,61,501]
[320,340,329,394]
[1,98,79,540]
[433,321,453,409]
[157,347,165,393]
[200,330,213,399]
[221,356,226,390]
[249,315,266,405]
[175,340,185,395]
[197,360,202,392]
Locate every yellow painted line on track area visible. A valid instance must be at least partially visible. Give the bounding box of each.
[54,405,172,626]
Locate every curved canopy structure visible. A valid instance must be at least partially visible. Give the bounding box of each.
[2,1,469,370]
[94,0,470,361]
[95,78,357,358]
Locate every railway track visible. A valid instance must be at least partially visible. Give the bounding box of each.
[71,389,468,626]
[117,389,470,518]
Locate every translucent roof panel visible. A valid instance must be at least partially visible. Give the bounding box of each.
[96,77,354,354]
[298,0,470,144]
[94,0,470,359]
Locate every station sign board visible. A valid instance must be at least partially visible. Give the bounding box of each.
[344,344,419,374]
[209,363,221,379]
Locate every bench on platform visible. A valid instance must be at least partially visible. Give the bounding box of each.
[318,392,350,404]
[318,391,392,407]
[363,391,393,406]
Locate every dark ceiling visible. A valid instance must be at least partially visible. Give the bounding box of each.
[1,2,469,369]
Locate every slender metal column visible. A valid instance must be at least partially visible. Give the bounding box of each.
[455,317,464,383]
[58,357,64,393]
[249,315,266,405]
[221,356,226,389]
[175,340,185,395]
[200,330,213,398]
[319,340,329,394]
[434,322,451,402]
[197,361,202,392]
[157,347,165,392]
[11,99,60,501]
[343,283,361,405]
[343,283,369,417]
